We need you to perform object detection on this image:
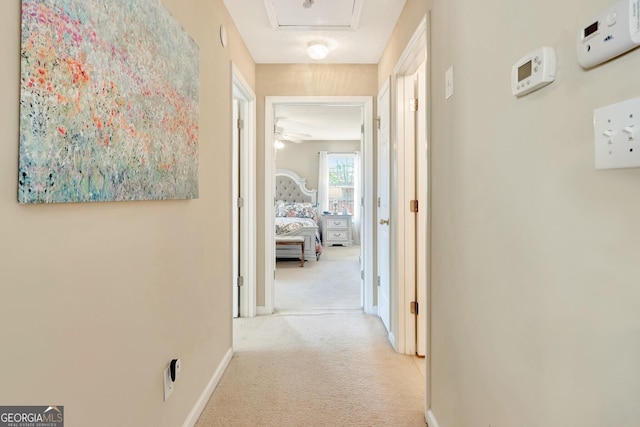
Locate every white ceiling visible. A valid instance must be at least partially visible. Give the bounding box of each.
[224,0,406,141]
[276,104,362,142]
[223,0,406,64]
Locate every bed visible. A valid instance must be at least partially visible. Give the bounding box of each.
[275,169,322,263]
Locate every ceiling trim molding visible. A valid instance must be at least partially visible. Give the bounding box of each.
[263,0,364,31]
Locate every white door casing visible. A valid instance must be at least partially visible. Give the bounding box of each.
[232,98,240,318]
[377,78,392,339]
[393,15,428,356]
[416,60,428,357]
[263,96,375,315]
[391,13,433,418]
[232,64,256,318]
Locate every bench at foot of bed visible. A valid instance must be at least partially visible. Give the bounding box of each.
[275,236,305,267]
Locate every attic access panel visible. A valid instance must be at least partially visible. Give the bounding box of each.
[264,0,363,30]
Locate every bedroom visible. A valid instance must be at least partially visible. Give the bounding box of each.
[273,103,363,311]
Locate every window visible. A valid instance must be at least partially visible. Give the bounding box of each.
[327,154,356,214]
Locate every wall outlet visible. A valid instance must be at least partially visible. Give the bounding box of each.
[163,359,181,401]
[163,365,174,401]
[594,97,640,169]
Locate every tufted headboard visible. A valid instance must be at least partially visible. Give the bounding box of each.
[275,169,317,204]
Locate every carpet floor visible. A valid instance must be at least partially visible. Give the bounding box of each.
[195,246,426,427]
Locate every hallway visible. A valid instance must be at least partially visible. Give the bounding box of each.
[195,246,426,426]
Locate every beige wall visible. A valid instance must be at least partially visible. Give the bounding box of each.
[276,140,361,191]
[380,0,640,425]
[255,64,377,307]
[0,1,254,426]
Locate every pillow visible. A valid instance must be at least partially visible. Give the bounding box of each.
[275,200,286,217]
[282,202,318,222]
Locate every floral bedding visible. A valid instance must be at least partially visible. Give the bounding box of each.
[275,201,318,223]
[275,201,322,255]
[275,217,317,235]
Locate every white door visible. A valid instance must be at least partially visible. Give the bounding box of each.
[377,79,391,333]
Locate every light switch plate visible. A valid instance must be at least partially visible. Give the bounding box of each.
[594,97,640,169]
[445,66,454,99]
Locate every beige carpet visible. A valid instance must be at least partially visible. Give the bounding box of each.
[275,245,362,313]
[195,246,426,427]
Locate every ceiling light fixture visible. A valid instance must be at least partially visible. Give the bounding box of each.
[302,0,314,9]
[307,41,329,60]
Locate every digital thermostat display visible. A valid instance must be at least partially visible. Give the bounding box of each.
[511,47,556,97]
[518,61,532,82]
[578,0,640,68]
[584,21,599,38]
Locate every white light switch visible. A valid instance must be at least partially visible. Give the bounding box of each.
[594,97,640,169]
[445,66,454,99]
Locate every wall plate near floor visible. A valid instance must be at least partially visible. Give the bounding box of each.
[594,96,640,169]
[163,359,181,401]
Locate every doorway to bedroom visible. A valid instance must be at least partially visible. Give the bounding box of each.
[266,97,374,315]
[274,107,362,312]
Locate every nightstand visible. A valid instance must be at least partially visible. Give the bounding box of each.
[322,214,353,246]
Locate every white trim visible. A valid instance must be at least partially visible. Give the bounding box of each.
[181,348,233,427]
[264,99,277,314]
[264,96,374,315]
[426,409,440,427]
[393,16,428,76]
[391,12,432,419]
[391,14,428,355]
[388,331,398,353]
[232,64,257,318]
[256,306,270,316]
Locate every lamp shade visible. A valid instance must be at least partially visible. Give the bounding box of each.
[307,41,329,60]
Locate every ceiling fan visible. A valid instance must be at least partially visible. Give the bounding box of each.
[274,126,311,144]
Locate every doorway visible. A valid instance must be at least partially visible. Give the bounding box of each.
[264,96,375,316]
[231,64,256,318]
[392,13,431,418]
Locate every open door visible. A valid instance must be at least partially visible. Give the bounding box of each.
[377,78,391,337]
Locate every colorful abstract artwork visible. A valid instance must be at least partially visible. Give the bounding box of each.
[19,0,200,203]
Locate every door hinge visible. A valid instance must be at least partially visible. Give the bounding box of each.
[410,199,419,213]
[361,123,365,134]
[410,301,419,315]
[237,118,244,130]
[376,116,381,130]
[377,197,381,208]
[410,98,418,112]
[361,270,364,280]
[237,197,244,208]
[237,276,244,287]
[377,276,381,287]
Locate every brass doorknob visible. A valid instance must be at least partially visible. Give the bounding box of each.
[379,218,390,225]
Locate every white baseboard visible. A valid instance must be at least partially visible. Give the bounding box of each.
[256,306,271,315]
[182,348,233,427]
[388,331,398,352]
[426,409,440,427]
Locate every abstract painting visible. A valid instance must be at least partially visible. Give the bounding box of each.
[19,0,200,203]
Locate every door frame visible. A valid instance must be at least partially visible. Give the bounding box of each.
[232,63,256,318]
[392,14,428,353]
[263,96,375,315]
[377,77,392,340]
[391,11,431,410]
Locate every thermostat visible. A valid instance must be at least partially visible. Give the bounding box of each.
[577,0,640,68]
[511,47,556,97]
